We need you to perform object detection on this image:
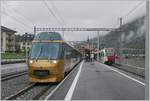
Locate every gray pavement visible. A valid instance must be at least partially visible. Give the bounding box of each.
[72,61,145,100]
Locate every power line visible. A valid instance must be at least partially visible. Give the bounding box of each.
[50,1,66,36]
[3,8,33,28]
[2,0,33,34]
[3,1,33,25]
[1,11,31,30]
[43,0,63,27]
[50,1,66,25]
[13,27,26,33]
[122,0,145,19]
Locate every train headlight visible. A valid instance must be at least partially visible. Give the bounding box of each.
[52,60,57,64]
[29,60,33,64]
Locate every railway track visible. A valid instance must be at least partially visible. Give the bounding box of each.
[112,64,144,78]
[5,83,52,100]
[1,70,28,81]
[3,62,82,100]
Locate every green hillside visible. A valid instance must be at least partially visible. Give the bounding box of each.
[87,16,146,50]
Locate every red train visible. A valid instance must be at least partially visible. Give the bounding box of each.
[98,48,116,65]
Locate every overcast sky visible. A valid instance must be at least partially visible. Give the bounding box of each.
[1,0,146,41]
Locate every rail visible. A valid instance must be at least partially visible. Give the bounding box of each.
[1,70,28,81]
[113,63,145,78]
[1,59,26,64]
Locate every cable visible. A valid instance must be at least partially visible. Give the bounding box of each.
[1,11,31,30]
[50,1,66,25]
[50,1,66,36]
[2,8,33,28]
[43,0,63,27]
[122,0,145,19]
[3,2,33,25]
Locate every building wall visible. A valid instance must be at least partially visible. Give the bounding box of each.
[6,32,15,52]
[1,31,15,53]
[20,42,32,52]
[1,32,6,53]
[20,33,34,52]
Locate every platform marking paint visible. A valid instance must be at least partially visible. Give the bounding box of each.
[98,62,145,86]
[64,61,84,100]
[44,61,83,100]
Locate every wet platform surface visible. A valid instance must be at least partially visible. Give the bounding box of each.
[71,61,145,100]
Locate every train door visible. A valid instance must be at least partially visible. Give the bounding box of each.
[101,51,105,63]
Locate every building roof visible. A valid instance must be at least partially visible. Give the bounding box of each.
[1,26,17,33]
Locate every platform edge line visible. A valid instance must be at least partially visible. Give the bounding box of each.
[97,62,145,86]
[64,61,84,100]
[44,61,83,100]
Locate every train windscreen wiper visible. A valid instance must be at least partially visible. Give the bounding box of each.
[48,44,51,61]
[36,44,42,61]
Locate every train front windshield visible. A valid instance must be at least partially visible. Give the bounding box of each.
[30,43,59,59]
[105,49,114,56]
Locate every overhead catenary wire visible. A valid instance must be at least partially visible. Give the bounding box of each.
[1,0,33,34]
[43,0,64,28]
[3,1,33,25]
[50,1,66,37]
[2,8,33,32]
[50,1,66,25]
[122,0,145,19]
[1,11,32,31]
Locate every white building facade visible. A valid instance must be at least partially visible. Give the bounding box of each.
[1,26,16,53]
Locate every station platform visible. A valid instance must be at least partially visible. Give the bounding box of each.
[68,61,145,100]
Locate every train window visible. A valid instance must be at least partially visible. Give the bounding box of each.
[71,50,75,58]
[30,43,41,58]
[30,43,59,59]
[101,52,104,57]
[105,49,114,56]
[66,51,71,56]
[65,47,70,59]
[59,43,65,59]
[34,32,62,40]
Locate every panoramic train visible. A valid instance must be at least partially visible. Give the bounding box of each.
[98,48,115,65]
[28,32,82,83]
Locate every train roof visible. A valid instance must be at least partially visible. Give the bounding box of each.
[34,32,63,41]
[33,32,82,54]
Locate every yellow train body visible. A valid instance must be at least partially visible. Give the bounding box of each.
[28,60,65,83]
[28,32,82,83]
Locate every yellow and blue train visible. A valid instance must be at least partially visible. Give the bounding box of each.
[28,32,82,83]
